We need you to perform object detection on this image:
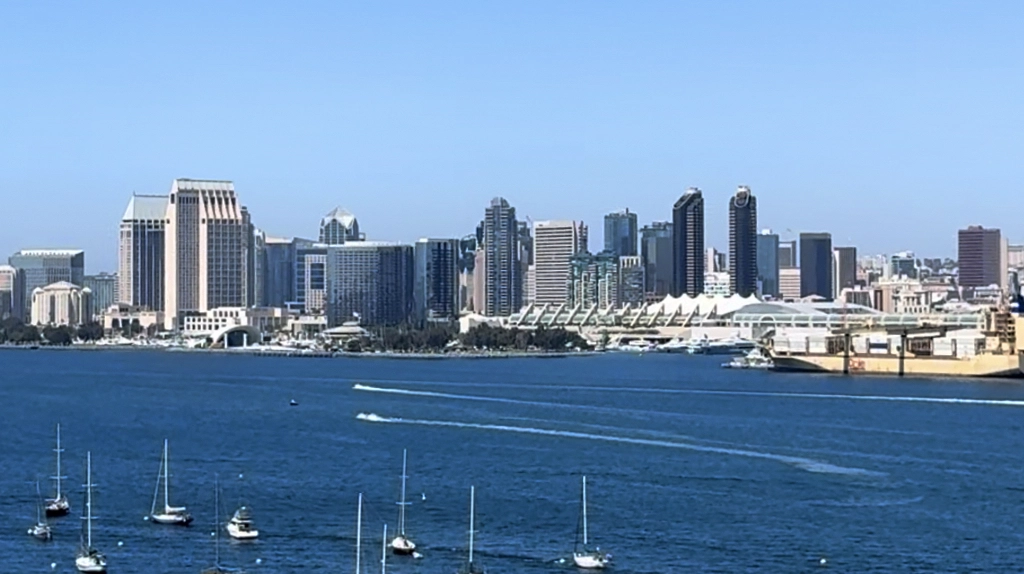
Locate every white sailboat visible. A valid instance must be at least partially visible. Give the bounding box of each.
[46,423,70,517]
[572,476,610,569]
[457,486,484,574]
[390,449,417,555]
[149,439,193,525]
[28,481,52,540]
[201,475,244,574]
[75,452,107,573]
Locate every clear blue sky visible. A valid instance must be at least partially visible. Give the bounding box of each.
[2,1,1022,272]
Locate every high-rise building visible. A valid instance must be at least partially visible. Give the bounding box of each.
[242,207,261,307]
[325,242,413,326]
[83,273,117,320]
[517,221,533,306]
[604,209,638,257]
[0,265,24,320]
[799,233,833,299]
[8,249,85,319]
[640,221,673,299]
[163,179,247,329]
[705,247,727,273]
[832,247,857,299]
[890,251,917,279]
[672,188,704,297]
[119,194,168,311]
[262,236,296,308]
[756,230,780,298]
[482,197,521,316]
[778,240,797,269]
[779,267,801,300]
[319,207,363,245]
[533,220,588,306]
[728,186,758,297]
[958,226,1003,289]
[618,255,645,306]
[413,238,460,323]
[568,251,619,309]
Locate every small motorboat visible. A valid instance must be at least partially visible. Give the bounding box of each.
[289,399,299,406]
[722,348,774,370]
[226,506,259,540]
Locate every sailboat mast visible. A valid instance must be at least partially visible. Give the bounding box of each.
[582,475,588,546]
[356,493,363,574]
[469,485,475,565]
[163,439,170,510]
[398,449,408,535]
[381,524,387,574]
[55,423,63,499]
[36,481,43,524]
[86,451,93,549]
[214,475,220,565]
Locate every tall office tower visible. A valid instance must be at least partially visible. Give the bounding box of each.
[241,207,261,307]
[890,251,917,279]
[482,197,521,316]
[705,247,727,273]
[533,220,588,306]
[778,240,797,269]
[472,248,486,313]
[618,255,645,306]
[756,230,780,298]
[413,238,460,323]
[958,226,1003,289]
[517,221,533,305]
[832,247,857,299]
[640,221,673,299]
[568,251,620,309]
[319,207,362,245]
[604,209,638,257]
[300,249,328,314]
[118,194,168,311]
[325,242,413,326]
[672,188,704,297]
[0,265,24,320]
[163,179,246,330]
[262,236,296,308]
[8,249,85,319]
[83,273,117,320]
[799,232,833,299]
[728,186,758,297]
[457,236,478,311]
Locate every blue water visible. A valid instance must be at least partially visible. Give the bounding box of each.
[3,350,1024,573]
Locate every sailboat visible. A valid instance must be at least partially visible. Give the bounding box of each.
[572,476,610,569]
[201,475,244,574]
[75,452,107,573]
[46,423,70,516]
[457,486,484,574]
[390,449,417,555]
[28,481,52,540]
[149,439,193,525]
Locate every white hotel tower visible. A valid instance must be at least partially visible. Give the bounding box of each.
[532,220,587,306]
[163,179,247,330]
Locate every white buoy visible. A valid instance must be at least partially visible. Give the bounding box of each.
[118,541,124,547]
[143,515,150,521]
[51,563,56,570]
[256,558,263,565]
[820,557,828,565]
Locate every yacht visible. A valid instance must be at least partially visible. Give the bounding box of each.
[149,439,193,525]
[390,449,417,555]
[46,423,70,517]
[75,452,107,573]
[226,505,259,540]
[723,348,773,369]
[572,476,610,569]
[28,482,52,541]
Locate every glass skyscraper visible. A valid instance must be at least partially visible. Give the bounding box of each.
[728,186,758,297]
[799,232,833,299]
[756,230,780,298]
[672,188,704,297]
[604,209,638,257]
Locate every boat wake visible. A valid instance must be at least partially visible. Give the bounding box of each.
[354,413,884,477]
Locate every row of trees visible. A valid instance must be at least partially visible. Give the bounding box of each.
[458,324,587,351]
[336,323,588,353]
[0,318,105,345]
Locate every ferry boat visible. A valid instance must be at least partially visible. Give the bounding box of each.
[768,306,1024,378]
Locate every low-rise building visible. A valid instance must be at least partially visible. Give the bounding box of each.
[180,306,290,338]
[30,282,92,327]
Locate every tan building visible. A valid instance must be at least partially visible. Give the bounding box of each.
[779,268,801,300]
[533,220,587,306]
[30,282,92,327]
[164,179,248,330]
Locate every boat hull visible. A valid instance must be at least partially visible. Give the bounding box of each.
[75,553,107,573]
[46,497,70,517]
[28,524,52,540]
[573,552,610,569]
[771,353,1024,379]
[227,521,259,540]
[150,512,193,525]
[391,535,417,555]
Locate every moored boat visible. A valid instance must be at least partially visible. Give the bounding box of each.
[46,423,70,517]
[149,439,193,525]
[572,476,610,569]
[226,505,259,540]
[390,449,418,556]
[75,452,107,573]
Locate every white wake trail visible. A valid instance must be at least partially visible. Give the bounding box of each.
[355,413,884,477]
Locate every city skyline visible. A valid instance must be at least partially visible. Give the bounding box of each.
[3,2,1023,270]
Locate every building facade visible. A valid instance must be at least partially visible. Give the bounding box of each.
[0,265,24,320]
[832,246,857,299]
[728,186,758,297]
[413,238,460,323]
[118,194,167,311]
[618,255,645,306]
[83,273,117,320]
[8,249,85,319]
[779,267,802,300]
[756,230,780,298]
[533,220,588,306]
[262,236,296,308]
[30,282,92,327]
[319,207,363,244]
[672,188,704,297]
[568,251,619,309]
[958,226,1002,289]
[482,197,521,316]
[778,240,797,269]
[604,209,638,257]
[640,221,673,299]
[890,251,917,279]
[325,242,413,326]
[704,272,732,297]
[163,179,247,329]
[799,232,833,299]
